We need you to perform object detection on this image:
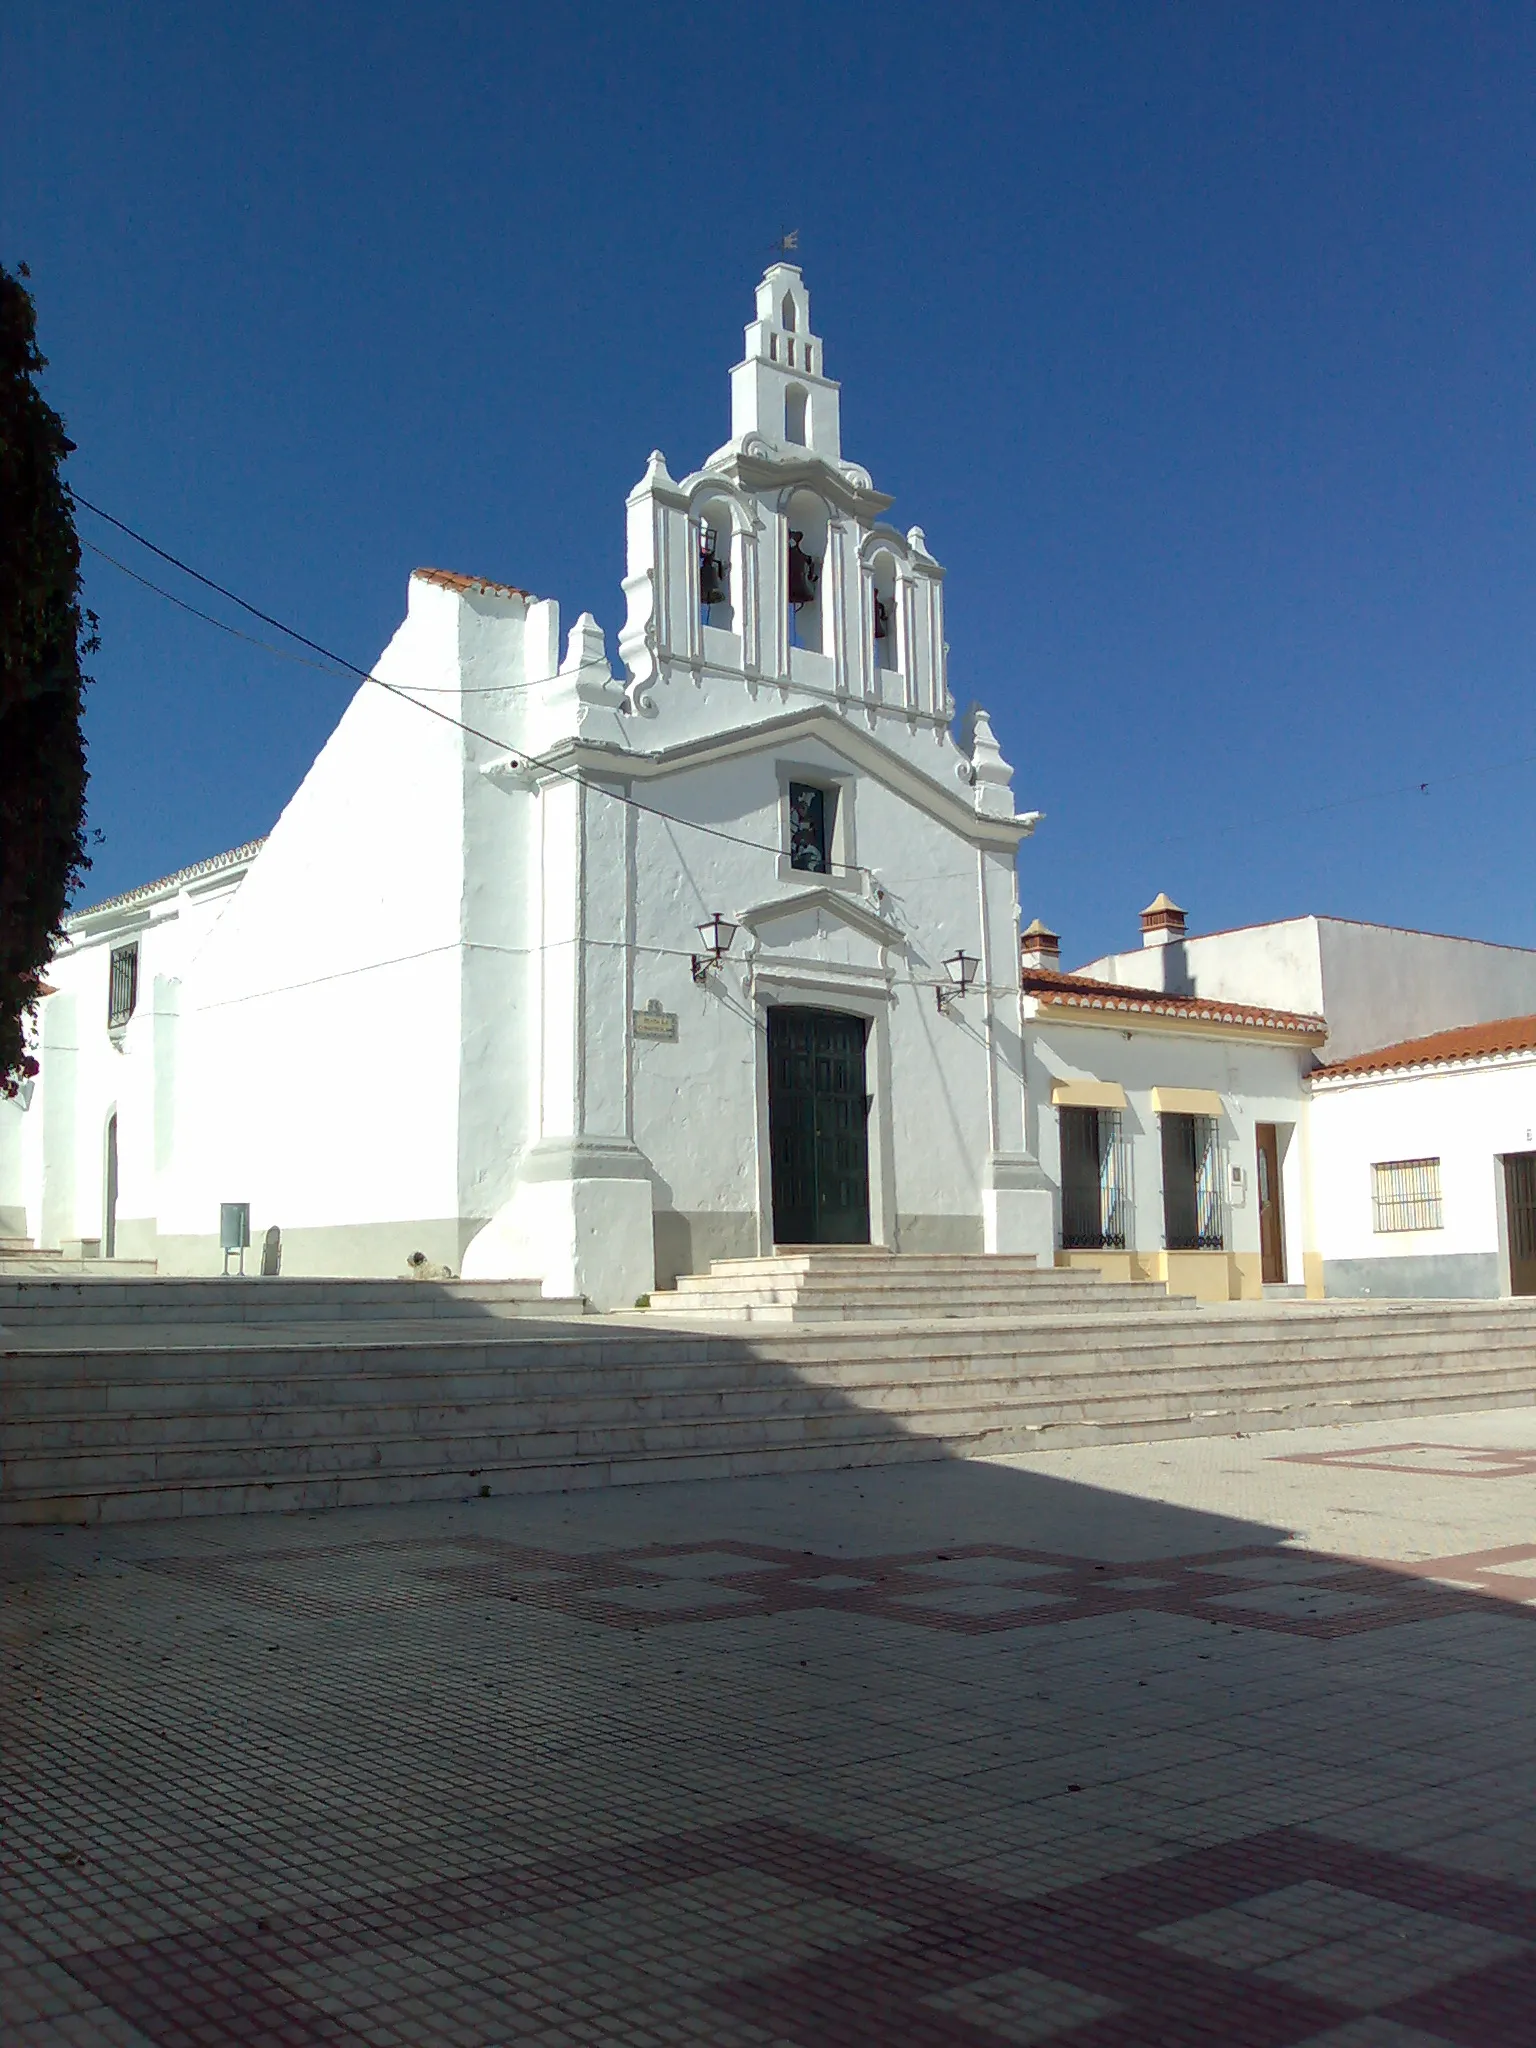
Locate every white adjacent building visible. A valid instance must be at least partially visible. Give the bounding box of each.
[1031,897,1536,1301]
[1020,909,1324,1304]
[1308,1019,1536,1300]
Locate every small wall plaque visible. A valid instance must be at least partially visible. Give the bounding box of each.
[633,998,678,1043]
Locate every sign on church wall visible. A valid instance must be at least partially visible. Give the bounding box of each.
[633,999,679,1043]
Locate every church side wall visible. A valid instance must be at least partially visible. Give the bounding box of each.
[156,593,476,1275]
[453,589,542,1241]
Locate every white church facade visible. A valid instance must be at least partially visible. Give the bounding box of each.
[4,267,1056,1307]
[10,265,1536,1309]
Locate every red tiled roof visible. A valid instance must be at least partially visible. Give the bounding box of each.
[1313,1014,1536,1080]
[1022,967,1327,1040]
[413,567,532,601]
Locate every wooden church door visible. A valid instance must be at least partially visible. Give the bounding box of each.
[767,1008,871,1246]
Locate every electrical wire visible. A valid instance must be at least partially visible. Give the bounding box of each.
[70,489,875,879]
[82,536,589,695]
[81,539,355,680]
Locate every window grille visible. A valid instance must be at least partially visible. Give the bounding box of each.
[1372,1158,1443,1233]
[1161,1112,1224,1251]
[788,782,830,873]
[1059,1107,1129,1250]
[107,943,139,1030]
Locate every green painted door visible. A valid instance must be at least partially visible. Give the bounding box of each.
[767,1008,871,1246]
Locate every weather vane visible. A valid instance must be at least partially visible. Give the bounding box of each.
[772,228,800,258]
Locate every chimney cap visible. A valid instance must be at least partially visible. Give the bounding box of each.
[1022,917,1060,946]
[1140,892,1188,946]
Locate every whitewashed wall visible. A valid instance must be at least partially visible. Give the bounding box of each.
[1081,915,1536,1063]
[17,863,250,1256]
[1309,1056,1536,1296]
[617,733,1023,1280]
[157,576,536,1276]
[1024,1018,1312,1295]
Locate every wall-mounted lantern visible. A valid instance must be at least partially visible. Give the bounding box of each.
[692,913,739,985]
[936,948,980,1014]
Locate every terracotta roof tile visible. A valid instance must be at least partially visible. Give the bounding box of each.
[1022,966,1326,1039]
[413,567,532,601]
[67,840,266,923]
[1313,1014,1536,1080]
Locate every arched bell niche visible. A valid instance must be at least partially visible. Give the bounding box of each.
[870,548,900,679]
[784,488,828,655]
[694,494,736,633]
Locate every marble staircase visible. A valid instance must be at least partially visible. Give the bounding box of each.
[0,1238,157,1279]
[644,1249,1184,1322]
[0,1275,581,1332]
[3,1276,1536,1525]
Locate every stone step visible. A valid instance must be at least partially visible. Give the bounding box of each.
[647,1248,1173,1322]
[8,1342,1536,1458]
[0,1277,579,1324]
[723,1247,1046,1261]
[648,1287,1185,1322]
[0,1257,158,1278]
[697,1254,1053,1285]
[5,1370,1535,1526]
[5,1323,1533,1443]
[8,1295,1536,1376]
[664,1268,1154,1297]
[6,1295,1535,1525]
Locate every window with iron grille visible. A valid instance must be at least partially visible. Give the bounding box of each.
[1059,1107,1128,1250]
[107,943,139,1030]
[1161,1112,1224,1251]
[1371,1158,1443,1233]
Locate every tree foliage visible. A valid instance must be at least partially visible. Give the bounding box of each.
[0,262,92,1097]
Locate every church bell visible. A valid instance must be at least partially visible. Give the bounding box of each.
[698,527,729,609]
[873,591,890,641]
[786,530,821,609]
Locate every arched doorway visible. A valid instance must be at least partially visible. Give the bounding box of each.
[767,1008,870,1245]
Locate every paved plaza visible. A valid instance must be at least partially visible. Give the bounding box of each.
[4,1408,1536,2047]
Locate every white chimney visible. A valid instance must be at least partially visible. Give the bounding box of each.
[1140,893,1187,948]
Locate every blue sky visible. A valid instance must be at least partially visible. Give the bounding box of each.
[4,2,1532,964]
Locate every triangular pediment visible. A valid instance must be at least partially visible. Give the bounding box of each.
[737,886,906,950]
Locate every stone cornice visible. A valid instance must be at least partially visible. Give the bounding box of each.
[532,710,1035,853]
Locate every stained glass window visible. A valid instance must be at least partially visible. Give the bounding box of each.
[788,783,829,873]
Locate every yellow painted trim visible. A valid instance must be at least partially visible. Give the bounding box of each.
[1303,1251,1326,1301]
[1150,1086,1225,1117]
[1057,1247,1260,1302]
[1050,1079,1128,1110]
[1055,1249,1159,1286]
[1151,1250,1259,1302]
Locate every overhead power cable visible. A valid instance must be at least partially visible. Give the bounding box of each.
[70,491,873,879]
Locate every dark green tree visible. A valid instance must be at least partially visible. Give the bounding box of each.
[0,261,92,1096]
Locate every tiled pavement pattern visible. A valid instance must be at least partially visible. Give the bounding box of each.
[4,1409,1535,2046]
[1277,1443,1536,1481]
